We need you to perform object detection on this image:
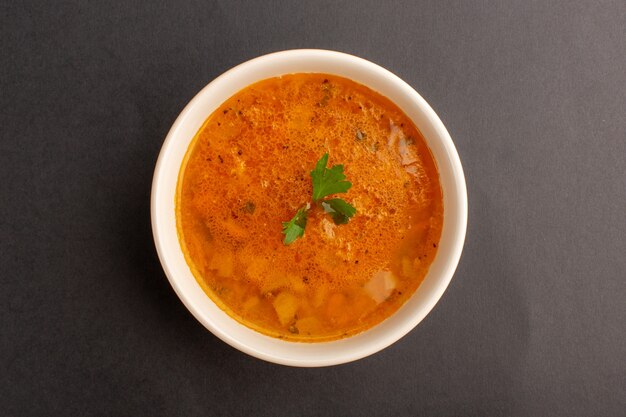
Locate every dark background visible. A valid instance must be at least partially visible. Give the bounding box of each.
[1,1,624,416]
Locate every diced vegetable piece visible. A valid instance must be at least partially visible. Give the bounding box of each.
[312,287,327,308]
[413,257,422,270]
[364,270,397,303]
[295,317,322,334]
[401,256,414,277]
[272,292,299,325]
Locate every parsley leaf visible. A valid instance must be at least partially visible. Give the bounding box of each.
[321,198,357,225]
[281,205,308,245]
[310,153,352,201]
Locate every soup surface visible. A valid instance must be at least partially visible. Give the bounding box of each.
[177,73,443,342]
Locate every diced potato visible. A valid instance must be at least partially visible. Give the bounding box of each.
[272,292,299,325]
[364,270,397,303]
[295,317,322,334]
[413,257,422,271]
[401,256,414,277]
[312,287,327,308]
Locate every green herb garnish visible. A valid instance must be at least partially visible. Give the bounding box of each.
[282,153,356,245]
[282,205,309,245]
[311,153,352,201]
[321,198,357,225]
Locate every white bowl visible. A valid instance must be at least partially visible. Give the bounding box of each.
[151,49,467,367]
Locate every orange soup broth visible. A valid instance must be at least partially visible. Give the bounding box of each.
[177,73,443,342]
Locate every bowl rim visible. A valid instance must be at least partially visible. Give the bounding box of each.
[151,49,467,366]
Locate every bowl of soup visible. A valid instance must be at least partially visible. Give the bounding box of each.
[151,49,467,366]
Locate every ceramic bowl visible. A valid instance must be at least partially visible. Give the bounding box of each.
[151,49,467,366]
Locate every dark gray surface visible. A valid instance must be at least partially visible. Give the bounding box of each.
[1,1,624,416]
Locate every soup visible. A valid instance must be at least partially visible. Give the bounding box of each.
[176,74,443,342]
